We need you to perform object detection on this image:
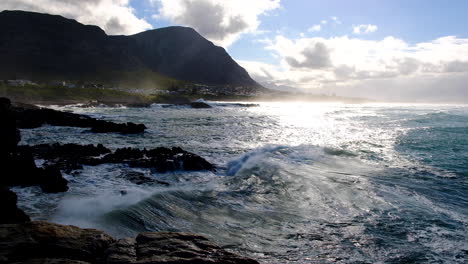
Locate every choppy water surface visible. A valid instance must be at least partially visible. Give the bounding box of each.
[15,102,468,263]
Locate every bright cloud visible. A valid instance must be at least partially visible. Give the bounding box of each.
[151,0,281,47]
[353,24,378,34]
[238,35,468,102]
[0,0,152,35]
[308,25,321,32]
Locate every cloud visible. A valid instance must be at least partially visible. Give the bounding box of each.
[0,0,151,35]
[238,35,468,102]
[285,42,331,69]
[151,0,280,47]
[308,24,321,32]
[330,16,342,24]
[353,24,378,35]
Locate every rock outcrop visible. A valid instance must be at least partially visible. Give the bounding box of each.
[23,144,215,174]
[0,221,259,264]
[0,221,115,264]
[190,102,212,109]
[0,187,30,224]
[0,98,68,193]
[162,102,213,109]
[11,103,146,134]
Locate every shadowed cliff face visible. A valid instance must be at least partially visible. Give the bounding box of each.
[130,27,258,86]
[0,10,259,87]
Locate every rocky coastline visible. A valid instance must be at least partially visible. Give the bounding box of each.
[0,97,258,264]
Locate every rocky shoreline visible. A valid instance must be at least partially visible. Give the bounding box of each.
[0,221,258,264]
[12,102,147,134]
[0,97,258,264]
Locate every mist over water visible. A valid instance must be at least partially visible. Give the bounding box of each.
[14,102,468,263]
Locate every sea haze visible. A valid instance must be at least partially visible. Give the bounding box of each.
[14,102,468,264]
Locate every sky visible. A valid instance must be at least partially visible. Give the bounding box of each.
[1,0,468,102]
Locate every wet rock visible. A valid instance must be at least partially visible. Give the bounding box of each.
[39,167,69,193]
[162,102,212,109]
[119,171,169,186]
[0,98,68,193]
[0,98,21,157]
[134,232,259,264]
[190,102,212,108]
[23,144,214,175]
[105,238,136,264]
[0,222,259,264]
[0,221,115,263]
[231,103,259,107]
[102,148,145,163]
[90,121,146,134]
[0,187,30,224]
[1,147,43,187]
[11,103,146,134]
[26,143,111,160]
[100,147,214,172]
[23,143,214,174]
[0,149,68,193]
[24,143,111,171]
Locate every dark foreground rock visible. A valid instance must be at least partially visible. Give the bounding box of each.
[0,187,30,224]
[24,144,215,173]
[0,221,259,264]
[11,102,146,134]
[0,98,68,193]
[1,146,68,193]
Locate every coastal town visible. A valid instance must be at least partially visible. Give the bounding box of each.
[0,79,266,97]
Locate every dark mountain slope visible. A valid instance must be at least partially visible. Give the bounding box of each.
[131,27,257,86]
[0,11,141,81]
[0,10,259,87]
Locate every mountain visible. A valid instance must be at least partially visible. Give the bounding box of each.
[0,10,260,88]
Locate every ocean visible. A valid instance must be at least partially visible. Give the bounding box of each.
[14,102,468,263]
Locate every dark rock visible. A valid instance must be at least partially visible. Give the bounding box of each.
[24,143,111,171]
[0,221,115,263]
[119,171,169,186]
[1,147,43,187]
[0,187,30,224]
[105,238,136,264]
[190,102,212,109]
[90,121,146,134]
[102,147,145,162]
[0,222,258,264]
[0,148,68,193]
[101,147,214,172]
[11,104,146,134]
[162,102,213,109]
[23,143,214,174]
[39,167,68,193]
[232,103,260,107]
[134,232,259,264]
[0,98,21,157]
[127,147,214,172]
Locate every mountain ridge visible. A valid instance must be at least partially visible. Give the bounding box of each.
[0,10,260,89]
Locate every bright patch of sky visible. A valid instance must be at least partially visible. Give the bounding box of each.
[1,0,468,102]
